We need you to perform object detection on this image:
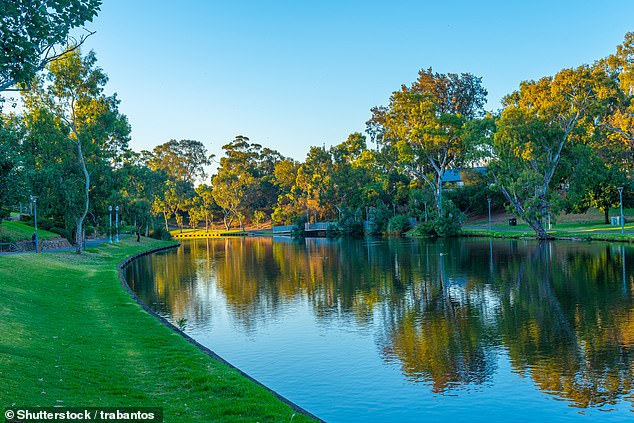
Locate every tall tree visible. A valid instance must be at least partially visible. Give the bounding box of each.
[21,49,130,252]
[213,136,286,228]
[147,139,212,185]
[368,68,487,217]
[0,0,101,91]
[489,65,616,239]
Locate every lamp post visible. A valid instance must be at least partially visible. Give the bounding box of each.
[424,201,428,222]
[115,205,120,242]
[30,195,38,253]
[618,186,624,234]
[108,205,113,243]
[487,197,492,231]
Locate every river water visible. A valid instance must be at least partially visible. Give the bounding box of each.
[125,237,634,422]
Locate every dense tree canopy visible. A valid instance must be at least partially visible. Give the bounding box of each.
[3,26,634,242]
[368,68,488,218]
[21,49,130,252]
[0,0,101,91]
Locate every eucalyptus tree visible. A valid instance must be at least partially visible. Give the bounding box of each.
[368,68,487,217]
[212,136,286,228]
[489,65,616,239]
[0,0,101,91]
[599,32,634,150]
[147,139,212,185]
[21,49,130,252]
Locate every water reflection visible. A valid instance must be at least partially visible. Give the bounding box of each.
[125,237,634,412]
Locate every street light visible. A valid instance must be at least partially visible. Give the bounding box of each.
[115,205,120,242]
[108,205,113,243]
[618,186,624,234]
[487,197,492,231]
[424,201,428,222]
[30,195,38,253]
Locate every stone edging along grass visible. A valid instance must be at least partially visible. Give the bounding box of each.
[117,243,323,423]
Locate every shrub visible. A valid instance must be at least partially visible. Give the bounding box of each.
[387,215,412,236]
[414,200,465,237]
[150,226,172,240]
[337,210,364,237]
[291,215,307,239]
[366,202,390,236]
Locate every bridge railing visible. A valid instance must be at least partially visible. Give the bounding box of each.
[304,222,337,231]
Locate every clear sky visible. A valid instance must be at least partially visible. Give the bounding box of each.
[81,0,634,163]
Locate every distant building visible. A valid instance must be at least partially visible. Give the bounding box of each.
[441,167,487,187]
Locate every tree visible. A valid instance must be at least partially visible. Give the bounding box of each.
[0,114,24,219]
[369,68,487,218]
[212,136,286,228]
[22,49,130,252]
[0,0,101,91]
[253,210,266,229]
[117,151,166,239]
[489,65,616,239]
[190,184,217,231]
[599,32,634,151]
[147,139,212,185]
[211,171,246,230]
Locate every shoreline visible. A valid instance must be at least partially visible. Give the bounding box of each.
[117,243,323,422]
[0,238,319,423]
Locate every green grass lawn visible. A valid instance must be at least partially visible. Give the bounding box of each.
[0,238,317,422]
[0,220,60,243]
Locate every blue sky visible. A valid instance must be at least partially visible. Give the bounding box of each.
[82,0,634,163]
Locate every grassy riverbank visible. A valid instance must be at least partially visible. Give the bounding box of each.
[0,238,316,422]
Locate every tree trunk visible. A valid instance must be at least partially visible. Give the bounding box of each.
[74,139,90,254]
[435,171,444,217]
[603,207,609,224]
[526,216,553,240]
[163,212,169,232]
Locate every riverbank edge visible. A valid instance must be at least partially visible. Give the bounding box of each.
[117,243,324,423]
[460,228,634,243]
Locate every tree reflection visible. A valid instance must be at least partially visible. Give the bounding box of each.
[129,237,634,410]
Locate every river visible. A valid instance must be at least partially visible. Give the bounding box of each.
[125,237,634,422]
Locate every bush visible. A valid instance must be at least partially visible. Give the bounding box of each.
[291,215,307,239]
[150,225,172,240]
[414,200,465,237]
[387,215,412,236]
[366,202,390,236]
[337,210,364,237]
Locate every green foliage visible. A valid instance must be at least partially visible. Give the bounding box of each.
[445,178,505,216]
[291,215,307,238]
[0,0,101,91]
[149,225,172,241]
[415,200,465,237]
[365,202,391,236]
[147,139,211,185]
[386,215,412,236]
[20,49,130,250]
[369,68,488,216]
[488,64,617,239]
[337,209,364,237]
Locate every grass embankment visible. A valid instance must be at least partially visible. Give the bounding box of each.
[0,238,316,422]
[0,220,59,243]
[463,209,634,242]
